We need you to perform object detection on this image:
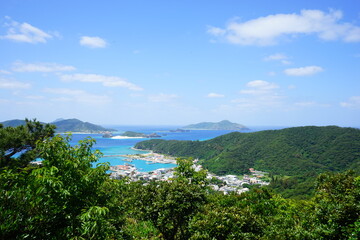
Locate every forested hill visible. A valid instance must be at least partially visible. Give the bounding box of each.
[1,118,115,133]
[53,119,115,133]
[135,126,360,198]
[183,120,248,130]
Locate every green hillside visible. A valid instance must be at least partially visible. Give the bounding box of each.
[183,120,248,130]
[135,126,360,198]
[1,119,32,127]
[53,119,115,133]
[1,118,115,133]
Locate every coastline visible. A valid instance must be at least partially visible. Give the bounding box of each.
[121,151,177,164]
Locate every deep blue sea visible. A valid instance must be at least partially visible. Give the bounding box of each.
[68,126,287,172]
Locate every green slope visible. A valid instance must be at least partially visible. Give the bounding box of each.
[53,119,115,133]
[1,119,27,127]
[135,126,360,198]
[1,118,115,133]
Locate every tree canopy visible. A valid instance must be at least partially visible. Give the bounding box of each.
[1,122,359,239]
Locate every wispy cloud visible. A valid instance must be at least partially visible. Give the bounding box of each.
[207,93,225,98]
[0,70,11,75]
[1,17,54,43]
[0,78,31,89]
[233,80,283,109]
[264,53,291,65]
[43,88,111,105]
[295,101,330,107]
[80,36,107,48]
[60,73,143,91]
[208,9,360,46]
[284,66,323,76]
[148,93,178,102]
[240,80,279,95]
[12,61,76,72]
[340,96,360,109]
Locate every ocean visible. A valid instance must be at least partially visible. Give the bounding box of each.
[68,125,287,172]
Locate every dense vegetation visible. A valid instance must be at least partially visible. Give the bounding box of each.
[1,121,360,239]
[135,126,360,198]
[183,120,248,130]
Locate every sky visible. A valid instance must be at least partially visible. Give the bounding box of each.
[0,0,359,127]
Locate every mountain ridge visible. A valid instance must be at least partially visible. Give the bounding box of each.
[1,118,115,133]
[183,120,248,130]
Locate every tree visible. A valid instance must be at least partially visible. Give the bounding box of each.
[313,171,360,239]
[0,134,126,239]
[130,158,208,240]
[0,119,55,169]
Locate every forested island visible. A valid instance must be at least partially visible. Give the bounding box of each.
[1,120,359,239]
[1,118,115,133]
[135,126,360,198]
[183,120,249,130]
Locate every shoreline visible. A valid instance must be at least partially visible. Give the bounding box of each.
[121,151,177,164]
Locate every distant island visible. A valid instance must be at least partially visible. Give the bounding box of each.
[169,129,190,133]
[183,120,249,131]
[109,131,162,139]
[1,118,116,133]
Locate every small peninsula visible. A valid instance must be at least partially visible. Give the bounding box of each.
[183,120,249,131]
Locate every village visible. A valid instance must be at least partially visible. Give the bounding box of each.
[109,153,270,195]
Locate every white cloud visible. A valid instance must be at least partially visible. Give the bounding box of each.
[148,93,178,102]
[340,96,360,109]
[284,66,323,76]
[0,70,11,75]
[0,78,31,89]
[295,101,315,107]
[60,74,143,91]
[207,26,226,36]
[25,95,45,100]
[12,61,76,72]
[234,80,283,109]
[264,53,291,64]
[80,36,107,48]
[208,9,360,46]
[207,93,225,98]
[43,88,111,105]
[240,80,279,95]
[1,18,53,43]
[294,101,325,107]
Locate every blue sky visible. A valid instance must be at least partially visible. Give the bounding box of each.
[0,0,359,126]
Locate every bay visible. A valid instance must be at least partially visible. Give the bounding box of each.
[67,125,287,172]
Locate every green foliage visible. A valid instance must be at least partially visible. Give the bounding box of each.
[313,171,360,239]
[1,123,360,239]
[0,134,125,239]
[136,126,360,198]
[127,158,208,240]
[0,119,55,169]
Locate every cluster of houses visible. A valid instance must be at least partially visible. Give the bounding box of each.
[109,160,270,195]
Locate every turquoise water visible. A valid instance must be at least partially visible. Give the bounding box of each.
[68,126,287,172]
